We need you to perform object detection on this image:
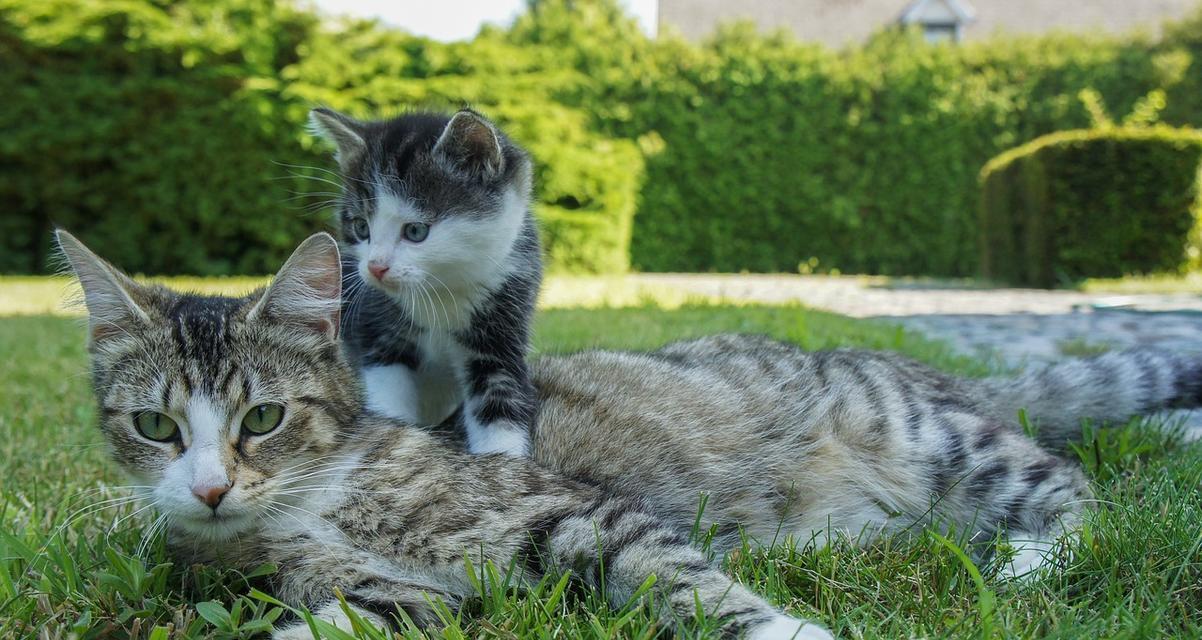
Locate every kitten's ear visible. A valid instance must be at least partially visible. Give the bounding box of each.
[308,107,366,173]
[433,109,505,180]
[249,233,342,339]
[55,229,151,342]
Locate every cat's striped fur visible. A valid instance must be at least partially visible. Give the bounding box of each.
[535,336,1201,576]
[60,231,829,639]
[60,231,1202,638]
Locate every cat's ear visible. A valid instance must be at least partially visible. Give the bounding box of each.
[308,107,366,173]
[433,109,505,180]
[248,233,342,339]
[55,229,152,342]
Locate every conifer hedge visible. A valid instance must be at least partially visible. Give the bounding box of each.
[979,127,1202,287]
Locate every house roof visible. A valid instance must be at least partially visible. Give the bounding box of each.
[657,0,1199,46]
[899,0,976,25]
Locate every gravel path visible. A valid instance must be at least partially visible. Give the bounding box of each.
[637,273,1202,435]
[637,274,1202,364]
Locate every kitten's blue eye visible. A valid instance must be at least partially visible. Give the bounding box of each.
[133,412,179,442]
[403,222,429,243]
[242,404,285,435]
[352,218,370,241]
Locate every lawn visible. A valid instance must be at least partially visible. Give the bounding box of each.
[0,277,1199,639]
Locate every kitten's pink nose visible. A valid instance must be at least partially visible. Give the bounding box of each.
[368,261,390,281]
[192,484,230,509]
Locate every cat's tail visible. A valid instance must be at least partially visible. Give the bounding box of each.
[973,349,1202,448]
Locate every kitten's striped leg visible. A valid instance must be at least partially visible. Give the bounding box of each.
[531,497,834,639]
[461,355,537,456]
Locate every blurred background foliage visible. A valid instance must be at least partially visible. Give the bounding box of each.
[2,0,1202,279]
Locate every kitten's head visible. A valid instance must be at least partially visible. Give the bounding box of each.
[309,108,533,299]
[59,231,360,542]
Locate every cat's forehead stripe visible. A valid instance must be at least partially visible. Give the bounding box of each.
[166,294,244,392]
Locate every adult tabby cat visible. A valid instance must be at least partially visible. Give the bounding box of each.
[308,107,541,457]
[60,231,1202,638]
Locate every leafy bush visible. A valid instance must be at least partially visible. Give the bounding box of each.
[0,0,640,275]
[605,26,1177,275]
[979,127,1202,287]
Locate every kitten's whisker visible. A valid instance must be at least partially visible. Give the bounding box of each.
[424,273,458,329]
[273,462,366,487]
[270,161,344,178]
[416,280,443,332]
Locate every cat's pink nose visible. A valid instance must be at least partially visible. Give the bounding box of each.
[368,261,390,281]
[192,484,230,509]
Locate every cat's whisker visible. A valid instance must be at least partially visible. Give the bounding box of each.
[273,454,353,477]
[108,500,159,534]
[273,463,366,488]
[135,512,171,558]
[34,495,146,556]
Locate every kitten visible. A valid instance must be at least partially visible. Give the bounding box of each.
[308,107,541,457]
[61,232,1202,637]
[58,230,829,640]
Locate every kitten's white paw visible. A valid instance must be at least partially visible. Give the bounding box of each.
[748,614,835,640]
[272,622,318,640]
[272,601,387,639]
[466,423,530,456]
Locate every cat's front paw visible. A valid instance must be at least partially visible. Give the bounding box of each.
[465,423,530,456]
[748,614,835,640]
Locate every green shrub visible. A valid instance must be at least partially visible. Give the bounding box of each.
[0,0,640,275]
[603,26,1175,275]
[979,127,1202,287]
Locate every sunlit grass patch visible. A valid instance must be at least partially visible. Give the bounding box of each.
[1078,272,1202,295]
[0,275,712,317]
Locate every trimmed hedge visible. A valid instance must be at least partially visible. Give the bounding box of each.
[605,26,1175,275]
[3,0,1202,277]
[979,127,1202,287]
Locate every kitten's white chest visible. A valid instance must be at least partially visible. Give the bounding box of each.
[397,280,490,333]
[413,331,466,424]
[362,330,465,426]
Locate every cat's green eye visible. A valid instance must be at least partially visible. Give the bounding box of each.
[242,404,285,435]
[352,218,370,241]
[133,412,179,442]
[402,222,429,243]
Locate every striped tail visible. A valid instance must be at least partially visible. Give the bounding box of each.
[974,350,1202,448]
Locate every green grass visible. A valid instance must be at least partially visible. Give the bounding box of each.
[1,279,1200,639]
[0,275,703,317]
[1077,272,1202,295]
